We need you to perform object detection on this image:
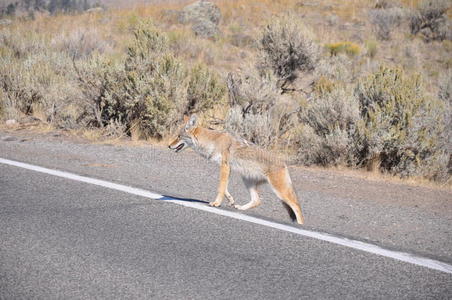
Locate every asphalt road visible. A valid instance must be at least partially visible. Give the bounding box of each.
[1,132,451,298]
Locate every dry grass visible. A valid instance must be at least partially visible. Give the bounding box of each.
[3,0,447,78]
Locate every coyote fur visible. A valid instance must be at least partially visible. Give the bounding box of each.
[168,115,304,224]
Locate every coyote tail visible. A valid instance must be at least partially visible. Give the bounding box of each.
[281,202,297,222]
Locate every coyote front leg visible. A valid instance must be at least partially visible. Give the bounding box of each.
[209,158,230,207]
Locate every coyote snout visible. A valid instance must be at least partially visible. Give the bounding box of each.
[168,138,187,153]
[169,114,304,224]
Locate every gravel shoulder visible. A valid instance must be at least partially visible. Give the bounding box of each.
[1,128,451,262]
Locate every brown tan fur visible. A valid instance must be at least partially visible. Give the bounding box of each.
[168,115,304,224]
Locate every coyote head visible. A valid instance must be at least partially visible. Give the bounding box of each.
[168,114,198,153]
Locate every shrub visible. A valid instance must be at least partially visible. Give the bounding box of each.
[76,22,225,139]
[438,71,451,173]
[51,27,113,59]
[186,64,226,115]
[410,0,451,42]
[0,31,83,126]
[224,69,297,148]
[314,54,356,85]
[0,29,46,60]
[102,56,187,139]
[296,86,360,166]
[354,66,448,180]
[226,105,284,148]
[126,22,169,66]
[258,14,320,88]
[325,42,361,57]
[226,68,280,113]
[294,66,449,180]
[438,70,452,104]
[369,7,406,40]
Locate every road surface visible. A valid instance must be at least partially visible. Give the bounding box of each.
[1,132,451,298]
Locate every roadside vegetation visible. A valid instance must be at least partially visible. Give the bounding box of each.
[0,0,450,183]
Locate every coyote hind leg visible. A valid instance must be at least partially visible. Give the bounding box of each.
[267,167,304,224]
[225,189,235,206]
[234,177,261,210]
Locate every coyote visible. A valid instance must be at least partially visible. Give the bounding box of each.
[168,115,304,224]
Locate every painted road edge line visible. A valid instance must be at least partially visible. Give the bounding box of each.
[1,157,452,275]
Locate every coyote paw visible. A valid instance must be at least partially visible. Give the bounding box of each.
[209,201,221,207]
[233,204,245,210]
[225,195,235,206]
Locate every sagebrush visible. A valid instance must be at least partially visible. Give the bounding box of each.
[225,69,297,149]
[258,14,320,89]
[354,66,448,180]
[410,0,451,42]
[77,22,225,139]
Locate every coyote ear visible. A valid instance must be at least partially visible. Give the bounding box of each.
[185,114,197,131]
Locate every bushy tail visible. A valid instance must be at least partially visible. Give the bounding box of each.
[282,202,297,222]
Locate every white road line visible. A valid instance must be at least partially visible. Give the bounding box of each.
[1,157,452,275]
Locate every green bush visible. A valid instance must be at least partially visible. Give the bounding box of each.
[354,66,448,180]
